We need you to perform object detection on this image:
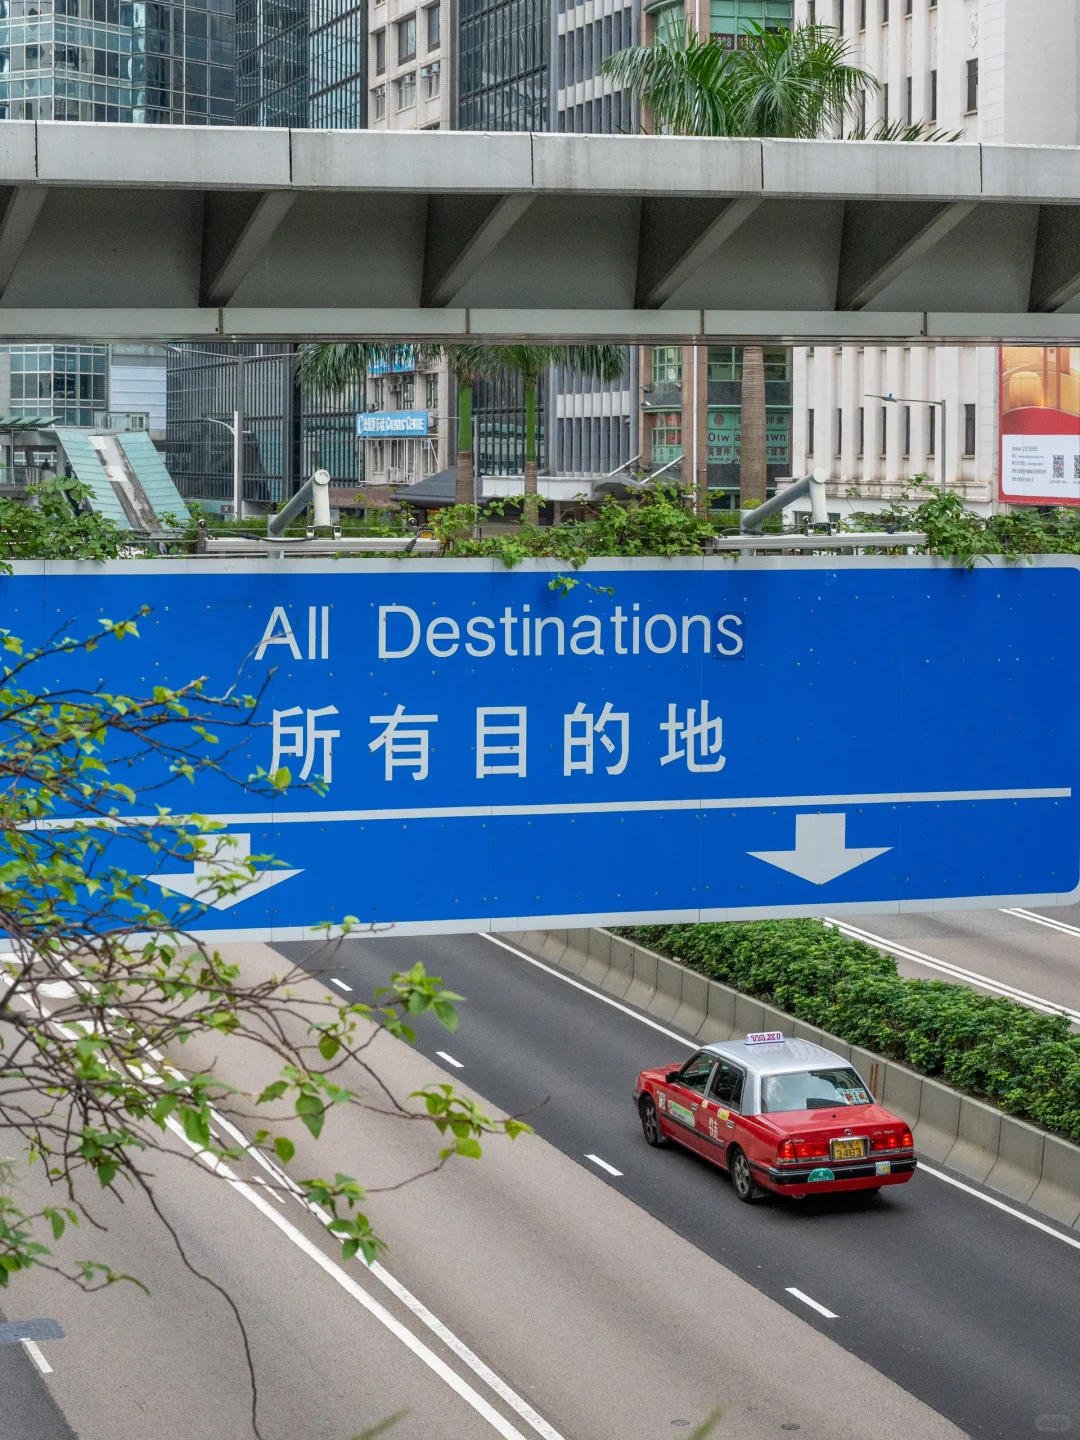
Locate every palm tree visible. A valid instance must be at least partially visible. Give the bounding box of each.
[605,21,875,510]
[442,344,502,508]
[498,344,628,522]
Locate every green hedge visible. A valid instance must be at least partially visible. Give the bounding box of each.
[618,920,1080,1144]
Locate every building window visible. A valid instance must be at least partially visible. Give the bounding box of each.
[838,0,844,33]
[906,75,912,124]
[374,29,386,74]
[426,3,440,50]
[964,403,976,455]
[904,0,911,13]
[859,0,865,27]
[396,71,416,109]
[807,1,815,22]
[652,347,682,384]
[883,82,889,124]
[881,0,888,21]
[966,58,978,114]
[879,405,887,456]
[928,405,936,455]
[807,408,815,456]
[836,407,842,456]
[421,61,440,98]
[397,15,417,64]
[859,89,867,131]
[651,412,682,463]
[858,406,865,456]
[425,373,439,410]
[930,68,937,121]
[903,404,911,456]
[372,84,386,118]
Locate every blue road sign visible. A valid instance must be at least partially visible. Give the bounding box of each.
[4,557,1079,940]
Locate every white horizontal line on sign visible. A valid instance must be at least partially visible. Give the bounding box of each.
[30,787,1071,832]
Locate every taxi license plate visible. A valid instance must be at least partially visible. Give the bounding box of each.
[830,1137,868,1161]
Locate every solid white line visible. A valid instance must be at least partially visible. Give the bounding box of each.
[917,1163,1080,1252]
[21,1340,52,1374]
[785,1288,838,1320]
[199,1108,566,1440]
[328,977,352,992]
[1005,907,1080,940]
[479,933,696,1049]
[436,1050,464,1069]
[825,918,1080,1023]
[26,786,1069,831]
[168,1119,542,1440]
[479,933,1080,1256]
[585,1154,623,1177]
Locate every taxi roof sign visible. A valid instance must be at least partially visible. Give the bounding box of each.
[745,1030,785,1045]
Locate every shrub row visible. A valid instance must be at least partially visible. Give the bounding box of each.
[618,920,1080,1144]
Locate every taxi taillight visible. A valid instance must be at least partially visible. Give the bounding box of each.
[777,1139,796,1162]
[870,1128,915,1152]
[900,1128,914,1151]
[777,1138,830,1163]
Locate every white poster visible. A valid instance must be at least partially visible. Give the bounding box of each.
[1001,434,1080,502]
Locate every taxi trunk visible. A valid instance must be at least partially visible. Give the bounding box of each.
[761,1104,916,1196]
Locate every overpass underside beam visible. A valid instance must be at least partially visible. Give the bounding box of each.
[0,124,1078,342]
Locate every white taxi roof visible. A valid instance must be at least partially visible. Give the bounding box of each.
[700,1036,851,1077]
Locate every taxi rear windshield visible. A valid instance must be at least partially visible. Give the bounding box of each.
[760,1068,872,1113]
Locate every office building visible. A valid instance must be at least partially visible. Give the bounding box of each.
[791,0,1080,513]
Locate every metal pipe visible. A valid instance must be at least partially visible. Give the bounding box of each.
[267,469,331,536]
[740,469,828,533]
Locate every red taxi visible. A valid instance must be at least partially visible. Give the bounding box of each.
[634,1032,916,1201]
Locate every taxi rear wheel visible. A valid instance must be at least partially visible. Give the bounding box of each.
[729,1147,760,1203]
[639,1096,668,1148]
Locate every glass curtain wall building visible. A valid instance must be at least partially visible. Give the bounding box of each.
[458,0,547,130]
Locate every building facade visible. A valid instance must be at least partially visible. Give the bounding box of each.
[790,0,1080,514]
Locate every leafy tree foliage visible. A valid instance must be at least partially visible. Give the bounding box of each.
[0,476,127,566]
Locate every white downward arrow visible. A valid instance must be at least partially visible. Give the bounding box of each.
[148,833,303,912]
[749,812,891,886]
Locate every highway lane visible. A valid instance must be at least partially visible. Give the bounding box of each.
[0,1311,77,1440]
[276,929,1080,1440]
[840,904,1080,1018]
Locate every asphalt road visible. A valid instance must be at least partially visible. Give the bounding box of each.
[841,903,1080,1018]
[275,928,1080,1440]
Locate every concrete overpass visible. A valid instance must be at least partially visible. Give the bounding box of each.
[3,121,1080,343]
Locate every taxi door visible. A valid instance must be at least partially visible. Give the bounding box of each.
[697,1059,747,1170]
[658,1051,716,1154]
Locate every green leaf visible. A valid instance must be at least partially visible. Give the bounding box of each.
[273,1136,295,1165]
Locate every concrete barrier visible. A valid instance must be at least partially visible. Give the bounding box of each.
[987,1116,1046,1205]
[648,956,685,1022]
[496,926,1080,1231]
[623,944,658,1010]
[912,1079,961,1162]
[702,981,737,1042]
[945,1097,1002,1183]
[601,935,635,998]
[1031,1136,1080,1227]
[883,1062,923,1129]
[578,930,611,988]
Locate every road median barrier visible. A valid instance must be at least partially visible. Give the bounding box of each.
[496,925,1080,1233]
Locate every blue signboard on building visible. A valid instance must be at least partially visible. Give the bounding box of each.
[4,557,1078,941]
[356,410,430,438]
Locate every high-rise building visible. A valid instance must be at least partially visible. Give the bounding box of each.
[790,0,1080,515]
[168,0,370,513]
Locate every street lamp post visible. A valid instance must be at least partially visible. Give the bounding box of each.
[168,345,245,518]
[866,392,947,495]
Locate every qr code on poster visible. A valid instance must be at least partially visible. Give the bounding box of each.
[1073,454,1080,479]
[1054,454,1065,478]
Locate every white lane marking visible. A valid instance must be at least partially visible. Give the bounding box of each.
[436,1050,464,1069]
[4,967,564,1440]
[328,977,352,992]
[785,1288,838,1320]
[168,1118,545,1440]
[479,934,1080,1255]
[199,1111,567,1440]
[824,918,1080,1023]
[479,934,695,1049]
[1004,907,1080,941]
[585,1154,623,1178]
[918,1163,1080,1253]
[28,786,1068,831]
[21,1340,52,1374]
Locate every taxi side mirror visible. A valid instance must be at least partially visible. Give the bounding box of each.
[665,1069,681,1083]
